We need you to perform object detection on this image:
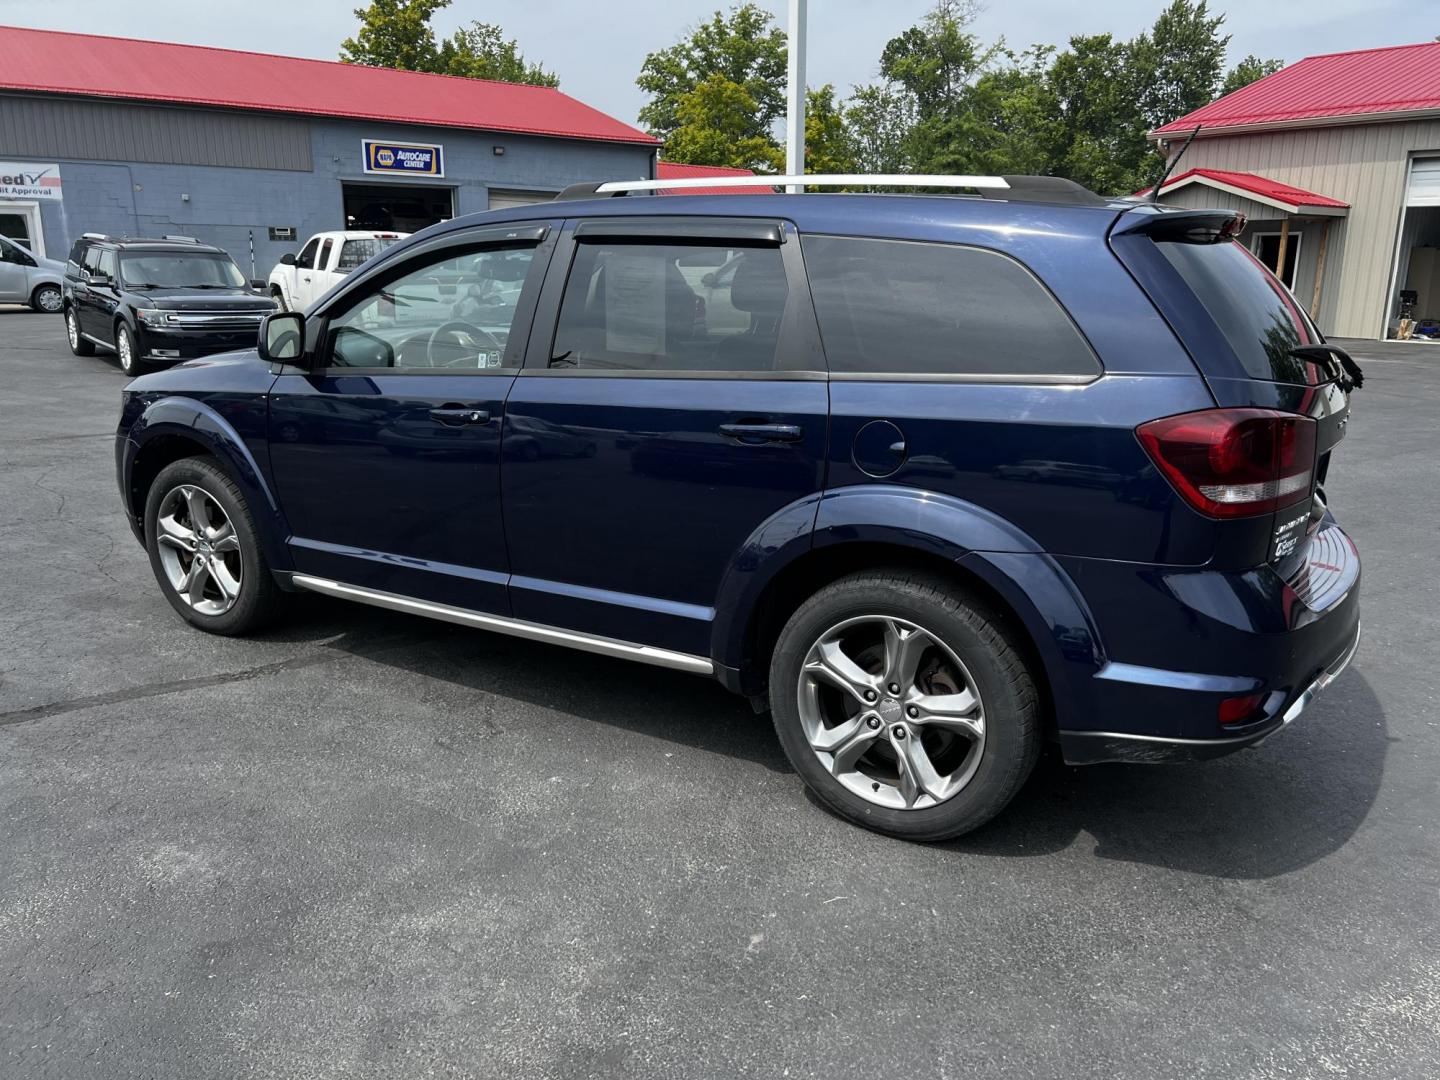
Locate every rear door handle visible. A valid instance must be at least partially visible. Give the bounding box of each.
[429,406,491,426]
[719,422,804,444]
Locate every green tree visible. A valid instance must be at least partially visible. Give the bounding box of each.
[804,85,858,174]
[636,4,788,144]
[664,74,784,171]
[962,46,1064,176]
[436,23,557,86]
[340,0,446,71]
[1220,54,1284,96]
[1047,33,1152,194]
[844,83,917,174]
[341,0,557,86]
[1128,0,1230,130]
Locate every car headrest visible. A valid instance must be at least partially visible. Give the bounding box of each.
[729,253,787,317]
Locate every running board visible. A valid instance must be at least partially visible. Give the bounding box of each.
[290,574,715,676]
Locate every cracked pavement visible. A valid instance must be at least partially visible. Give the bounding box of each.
[1,308,1438,1078]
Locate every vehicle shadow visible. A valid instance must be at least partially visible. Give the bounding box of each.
[946,671,1388,879]
[264,597,1387,879]
[260,595,790,773]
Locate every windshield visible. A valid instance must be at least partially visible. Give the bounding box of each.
[1154,238,1321,384]
[338,237,403,271]
[120,251,247,289]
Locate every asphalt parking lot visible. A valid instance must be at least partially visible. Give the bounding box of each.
[1,307,1437,1079]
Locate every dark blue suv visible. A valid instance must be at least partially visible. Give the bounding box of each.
[115,176,1361,840]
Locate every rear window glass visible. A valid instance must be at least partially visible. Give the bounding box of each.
[338,237,401,271]
[801,236,1099,378]
[1154,239,1318,384]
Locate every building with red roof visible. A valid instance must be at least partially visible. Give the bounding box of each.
[1146,41,1440,338]
[655,162,764,196]
[0,26,658,273]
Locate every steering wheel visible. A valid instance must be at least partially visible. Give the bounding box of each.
[424,320,505,368]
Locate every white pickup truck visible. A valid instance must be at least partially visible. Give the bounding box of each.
[267,230,407,312]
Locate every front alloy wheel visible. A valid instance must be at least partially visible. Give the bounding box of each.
[117,324,137,374]
[799,615,985,810]
[154,484,243,615]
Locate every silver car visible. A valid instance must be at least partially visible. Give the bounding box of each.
[0,235,64,312]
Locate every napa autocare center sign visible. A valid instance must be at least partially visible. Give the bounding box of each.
[0,163,62,200]
[362,140,444,177]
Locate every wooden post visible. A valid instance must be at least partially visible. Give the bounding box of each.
[1310,219,1330,321]
[1275,217,1290,286]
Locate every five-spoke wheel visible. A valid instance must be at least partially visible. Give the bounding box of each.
[799,615,985,810]
[770,570,1040,841]
[154,484,244,616]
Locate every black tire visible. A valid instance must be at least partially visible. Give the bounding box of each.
[271,286,289,312]
[65,307,95,355]
[143,456,288,636]
[768,570,1041,842]
[115,322,145,375]
[30,283,62,314]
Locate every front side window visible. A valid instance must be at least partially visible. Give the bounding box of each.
[295,238,320,270]
[802,235,1100,378]
[119,251,245,289]
[550,242,789,372]
[82,245,108,277]
[95,249,118,280]
[326,245,537,369]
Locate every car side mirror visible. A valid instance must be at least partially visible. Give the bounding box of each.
[82,273,110,288]
[259,311,305,364]
[279,253,297,266]
[250,278,267,291]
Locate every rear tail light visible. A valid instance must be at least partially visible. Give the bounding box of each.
[1136,408,1317,519]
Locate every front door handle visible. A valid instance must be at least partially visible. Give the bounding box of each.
[719,421,804,444]
[429,406,491,426]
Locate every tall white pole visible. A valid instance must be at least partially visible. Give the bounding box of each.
[785,0,807,192]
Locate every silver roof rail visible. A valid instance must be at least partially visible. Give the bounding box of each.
[162,234,200,243]
[590,174,1012,196]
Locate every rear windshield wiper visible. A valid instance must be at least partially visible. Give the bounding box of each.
[1291,344,1364,392]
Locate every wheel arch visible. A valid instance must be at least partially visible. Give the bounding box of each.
[712,486,1106,732]
[124,397,292,572]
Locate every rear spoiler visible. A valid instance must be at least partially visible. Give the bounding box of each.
[1110,206,1244,243]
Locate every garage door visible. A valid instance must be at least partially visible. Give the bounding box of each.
[487,189,556,211]
[1407,158,1440,207]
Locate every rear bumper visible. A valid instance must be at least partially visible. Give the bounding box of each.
[1053,516,1361,764]
[1059,619,1360,763]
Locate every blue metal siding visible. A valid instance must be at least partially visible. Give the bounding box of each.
[19,106,653,277]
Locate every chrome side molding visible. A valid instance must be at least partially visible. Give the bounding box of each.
[289,574,715,676]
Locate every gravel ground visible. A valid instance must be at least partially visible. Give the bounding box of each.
[1,309,1437,1078]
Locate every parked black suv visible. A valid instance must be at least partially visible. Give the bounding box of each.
[62,234,275,374]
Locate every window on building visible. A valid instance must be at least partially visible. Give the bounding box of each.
[325,244,537,369]
[550,242,789,372]
[801,235,1100,378]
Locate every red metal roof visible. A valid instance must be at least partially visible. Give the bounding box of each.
[0,25,659,146]
[1154,41,1440,136]
[1142,168,1349,214]
[656,161,764,195]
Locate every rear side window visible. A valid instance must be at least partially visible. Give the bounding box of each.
[318,239,334,271]
[801,236,1099,378]
[1153,239,1318,384]
[551,242,789,372]
[338,237,400,271]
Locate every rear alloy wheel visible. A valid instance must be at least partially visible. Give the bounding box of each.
[31,284,62,314]
[65,308,95,355]
[116,323,140,375]
[144,456,286,635]
[769,570,1040,841]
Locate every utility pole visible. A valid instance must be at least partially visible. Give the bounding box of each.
[785,0,807,192]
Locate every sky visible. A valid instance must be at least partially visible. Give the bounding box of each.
[0,0,1415,130]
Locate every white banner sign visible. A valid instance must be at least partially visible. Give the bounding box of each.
[0,163,62,201]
